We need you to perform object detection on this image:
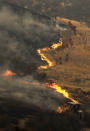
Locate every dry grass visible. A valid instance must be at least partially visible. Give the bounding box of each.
[42,44,90,89]
[56,17,90,46]
[38,18,90,122]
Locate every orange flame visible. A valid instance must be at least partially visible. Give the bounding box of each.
[51,38,63,49]
[37,38,63,69]
[2,70,16,77]
[37,48,54,69]
[46,83,78,104]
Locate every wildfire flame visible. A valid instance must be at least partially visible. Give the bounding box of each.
[37,48,54,69]
[37,38,63,69]
[46,82,78,104]
[51,38,63,49]
[2,70,16,77]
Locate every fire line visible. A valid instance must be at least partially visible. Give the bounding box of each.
[37,37,78,113]
[46,82,78,104]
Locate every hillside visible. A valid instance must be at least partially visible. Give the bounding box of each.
[38,17,90,123]
[0,1,90,131]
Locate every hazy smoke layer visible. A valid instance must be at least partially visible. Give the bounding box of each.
[0,6,59,71]
[1,0,90,24]
[0,4,63,112]
[0,76,65,111]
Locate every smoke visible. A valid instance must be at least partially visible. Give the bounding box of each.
[0,4,65,112]
[0,76,65,111]
[0,6,59,71]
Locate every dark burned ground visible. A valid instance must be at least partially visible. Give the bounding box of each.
[0,97,89,131]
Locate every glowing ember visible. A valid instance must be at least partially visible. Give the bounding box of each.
[46,83,78,104]
[57,106,63,113]
[2,70,16,77]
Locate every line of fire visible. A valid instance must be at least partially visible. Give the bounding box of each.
[36,36,83,115]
